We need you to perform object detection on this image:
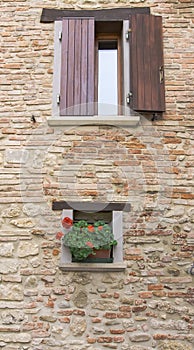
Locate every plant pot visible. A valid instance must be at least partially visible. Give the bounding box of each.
[72,249,113,263]
[88,249,111,259]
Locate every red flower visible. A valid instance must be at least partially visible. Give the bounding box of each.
[62,217,73,229]
[56,232,63,240]
[86,241,94,248]
[98,226,103,231]
[88,225,95,232]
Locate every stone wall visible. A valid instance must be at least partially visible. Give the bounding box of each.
[0,0,194,349]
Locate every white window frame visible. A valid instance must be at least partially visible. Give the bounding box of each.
[59,209,126,272]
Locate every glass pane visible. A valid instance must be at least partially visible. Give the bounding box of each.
[98,49,118,115]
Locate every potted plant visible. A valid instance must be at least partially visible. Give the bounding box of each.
[61,217,117,262]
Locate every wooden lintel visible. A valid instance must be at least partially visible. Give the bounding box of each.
[40,7,150,23]
[52,201,131,212]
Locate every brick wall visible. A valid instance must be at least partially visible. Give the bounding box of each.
[0,0,194,349]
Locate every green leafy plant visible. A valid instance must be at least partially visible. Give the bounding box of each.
[62,218,117,261]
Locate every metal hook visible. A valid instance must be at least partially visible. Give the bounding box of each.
[187,263,194,275]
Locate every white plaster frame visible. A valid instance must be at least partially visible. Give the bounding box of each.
[59,209,126,272]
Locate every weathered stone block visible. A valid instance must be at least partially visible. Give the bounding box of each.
[0,243,14,257]
[2,205,21,218]
[17,242,39,257]
[92,300,119,311]
[70,317,87,336]
[10,218,35,228]
[5,149,28,164]
[0,333,31,343]
[73,290,88,308]
[0,284,23,301]
[0,259,18,274]
[129,333,151,342]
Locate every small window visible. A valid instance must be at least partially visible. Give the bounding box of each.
[52,201,130,271]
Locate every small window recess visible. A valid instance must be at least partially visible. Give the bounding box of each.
[52,201,129,272]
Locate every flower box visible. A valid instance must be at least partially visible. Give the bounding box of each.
[62,217,117,262]
[72,248,113,263]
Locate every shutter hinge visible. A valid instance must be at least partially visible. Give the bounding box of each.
[57,94,60,104]
[126,92,132,104]
[125,29,131,40]
[59,31,62,41]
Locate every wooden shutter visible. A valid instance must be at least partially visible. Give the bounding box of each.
[60,18,95,116]
[130,14,165,113]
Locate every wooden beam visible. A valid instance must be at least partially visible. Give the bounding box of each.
[52,201,131,212]
[40,7,150,23]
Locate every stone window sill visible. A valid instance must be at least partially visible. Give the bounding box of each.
[59,262,127,272]
[47,115,140,127]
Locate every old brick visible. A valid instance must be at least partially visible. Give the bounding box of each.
[73,309,85,316]
[87,337,96,343]
[57,310,73,316]
[113,336,125,342]
[160,277,192,284]
[110,329,125,334]
[92,318,102,323]
[148,284,164,291]
[104,313,117,319]
[153,334,168,340]
[117,312,132,319]
[119,306,131,312]
[113,292,120,299]
[152,291,167,297]
[138,291,153,299]
[132,305,147,313]
[59,317,70,323]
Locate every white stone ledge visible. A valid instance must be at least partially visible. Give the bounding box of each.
[47,116,140,127]
[59,262,127,272]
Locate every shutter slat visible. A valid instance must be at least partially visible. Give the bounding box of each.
[67,19,75,114]
[136,15,145,109]
[130,14,165,113]
[130,16,137,110]
[81,19,88,115]
[60,18,95,116]
[60,20,69,115]
[153,16,165,111]
[143,15,152,110]
[74,19,82,115]
[87,19,95,116]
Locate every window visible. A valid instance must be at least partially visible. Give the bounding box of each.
[41,8,165,119]
[52,201,130,271]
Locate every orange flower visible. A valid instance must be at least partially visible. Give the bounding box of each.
[98,226,103,230]
[86,241,94,248]
[88,225,95,232]
[62,217,73,229]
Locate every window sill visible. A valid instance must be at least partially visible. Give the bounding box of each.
[59,262,127,272]
[48,115,140,127]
